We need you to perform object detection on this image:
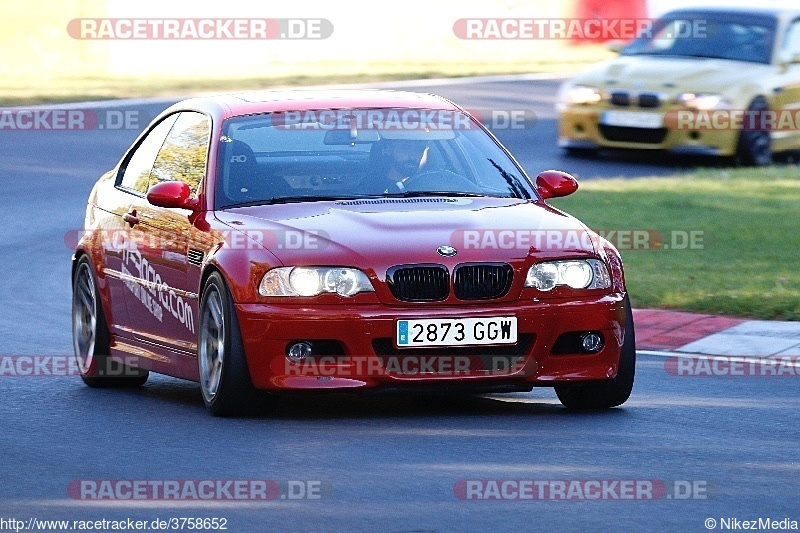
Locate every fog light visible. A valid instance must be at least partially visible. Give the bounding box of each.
[287,341,313,362]
[581,332,603,353]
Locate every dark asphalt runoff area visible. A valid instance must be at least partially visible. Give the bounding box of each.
[1,77,798,531]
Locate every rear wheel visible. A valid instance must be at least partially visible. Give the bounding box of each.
[72,256,148,387]
[555,298,635,409]
[736,97,772,167]
[198,272,278,417]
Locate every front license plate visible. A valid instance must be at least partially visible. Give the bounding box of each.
[396,317,518,347]
[601,110,664,129]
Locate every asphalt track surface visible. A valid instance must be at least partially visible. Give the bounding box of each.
[1,77,798,531]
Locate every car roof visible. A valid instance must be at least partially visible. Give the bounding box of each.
[162,89,461,120]
[663,6,800,22]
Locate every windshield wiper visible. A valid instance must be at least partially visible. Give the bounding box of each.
[225,191,488,209]
[266,195,363,205]
[378,191,485,198]
[624,51,739,61]
[488,159,531,200]
[226,195,362,208]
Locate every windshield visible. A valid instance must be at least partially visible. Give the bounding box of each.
[622,12,776,64]
[215,108,535,209]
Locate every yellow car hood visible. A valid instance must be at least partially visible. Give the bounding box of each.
[573,55,769,94]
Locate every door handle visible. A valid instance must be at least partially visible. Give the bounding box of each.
[122,210,139,227]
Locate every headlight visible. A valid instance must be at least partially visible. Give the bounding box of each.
[525,259,611,291]
[561,85,602,105]
[259,267,374,297]
[676,93,731,110]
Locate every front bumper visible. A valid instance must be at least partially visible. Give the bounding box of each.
[235,294,628,391]
[558,107,738,156]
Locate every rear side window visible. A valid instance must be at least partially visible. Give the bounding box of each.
[118,115,178,194]
[150,112,211,197]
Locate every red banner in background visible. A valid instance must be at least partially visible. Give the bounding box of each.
[571,0,647,43]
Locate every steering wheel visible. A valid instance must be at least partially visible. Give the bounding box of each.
[402,169,482,193]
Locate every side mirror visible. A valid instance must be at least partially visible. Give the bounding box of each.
[535,170,579,200]
[147,181,199,210]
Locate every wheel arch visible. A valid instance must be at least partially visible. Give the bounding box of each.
[71,250,87,282]
[199,262,225,298]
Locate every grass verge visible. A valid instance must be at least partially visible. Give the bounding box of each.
[0,51,612,106]
[550,166,800,320]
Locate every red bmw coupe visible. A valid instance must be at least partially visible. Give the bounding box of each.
[71,89,635,416]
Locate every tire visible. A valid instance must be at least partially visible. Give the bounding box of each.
[198,272,278,417]
[72,256,149,388]
[736,97,772,167]
[555,297,636,409]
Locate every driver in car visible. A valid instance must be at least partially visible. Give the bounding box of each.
[374,139,429,193]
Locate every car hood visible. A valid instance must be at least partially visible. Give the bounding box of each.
[571,55,770,94]
[215,197,597,272]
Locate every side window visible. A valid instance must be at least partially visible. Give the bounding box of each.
[150,112,211,197]
[118,115,178,194]
[782,20,800,61]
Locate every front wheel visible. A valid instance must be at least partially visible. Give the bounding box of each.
[736,97,772,167]
[72,256,148,388]
[198,272,278,417]
[554,297,636,409]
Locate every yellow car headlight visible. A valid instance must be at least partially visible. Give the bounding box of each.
[561,85,603,106]
[676,93,731,110]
